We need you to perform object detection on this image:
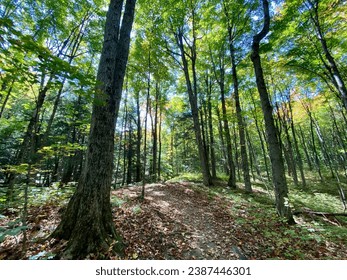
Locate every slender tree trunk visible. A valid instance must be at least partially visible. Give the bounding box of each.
[276,103,298,185]
[302,103,324,181]
[307,0,347,111]
[250,0,294,223]
[141,49,151,198]
[175,28,212,186]
[287,98,306,187]
[51,0,136,259]
[122,100,128,186]
[0,79,14,118]
[250,92,271,181]
[135,91,142,182]
[151,83,159,181]
[216,106,228,174]
[199,100,210,172]
[211,48,236,188]
[126,124,133,184]
[5,74,52,202]
[298,125,313,171]
[229,41,251,192]
[158,105,162,180]
[114,130,123,188]
[206,76,217,179]
[232,120,241,181]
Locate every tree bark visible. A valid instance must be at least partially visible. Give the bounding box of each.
[307,0,347,111]
[229,41,252,192]
[250,0,294,224]
[175,27,212,186]
[51,0,136,259]
[249,91,271,182]
[287,96,306,187]
[206,76,217,179]
[151,83,159,181]
[211,48,236,188]
[0,79,14,119]
[135,91,142,182]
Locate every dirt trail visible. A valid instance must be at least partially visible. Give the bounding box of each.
[113,182,241,260]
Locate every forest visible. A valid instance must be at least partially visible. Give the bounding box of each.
[0,0,347,260]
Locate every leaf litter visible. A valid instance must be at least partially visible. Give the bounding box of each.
[0,182,346,259]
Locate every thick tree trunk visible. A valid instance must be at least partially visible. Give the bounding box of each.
[250,0,294,224]
[52,0,136,259]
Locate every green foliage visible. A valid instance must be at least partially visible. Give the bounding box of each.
[0,184,75,212]
[0,218,28,243]
[111,196,126,207]
[167,173,204,183]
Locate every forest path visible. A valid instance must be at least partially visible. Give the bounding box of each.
[113,182,241,260]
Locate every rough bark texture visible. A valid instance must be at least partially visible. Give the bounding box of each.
[250,0,294,224]
[52,0,136,259]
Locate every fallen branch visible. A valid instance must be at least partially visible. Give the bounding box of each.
[293,209,347,217]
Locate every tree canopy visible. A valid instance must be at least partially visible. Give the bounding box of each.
[0,0,346,260]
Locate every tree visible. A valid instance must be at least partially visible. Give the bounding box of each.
[223,0,252,192]
[52,0,137,259]
[168,0,212,186]
[304,0,347,111]
[250,0,294,224]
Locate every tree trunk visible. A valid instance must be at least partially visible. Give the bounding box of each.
[51,0,136,259]
[141,48,151,198]
[249,91,271,182]
[0,79,14,118]
[229,41,251,192]
[250,0,294,224]
[126,124,133,184]
[135,91,142,182]
[307,0,347,111]
[175,28,212,186]
[158,104,162,180]
[152,83,159,181]
[287,97,306,187]
[216,106,228,174]
[276,102,298,185]
[298,125,313,171]
[211,48,236,188]
[206,76,217,179]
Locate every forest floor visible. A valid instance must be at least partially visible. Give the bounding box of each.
[0,180,347,259]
